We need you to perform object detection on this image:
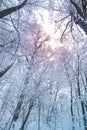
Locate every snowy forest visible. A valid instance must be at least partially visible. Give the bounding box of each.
[0,0,87,130]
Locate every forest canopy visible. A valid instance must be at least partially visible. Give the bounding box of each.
[0,0,87,130]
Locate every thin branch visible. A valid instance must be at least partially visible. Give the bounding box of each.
[60,20,71,42]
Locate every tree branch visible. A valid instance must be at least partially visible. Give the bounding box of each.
[70,0,85,19]
[0,0,27,19]
[0,63,14,78]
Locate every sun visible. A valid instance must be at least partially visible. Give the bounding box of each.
[39,11,64,50]
[45,38,63,50]
[36,10,59,49]
[40,13,60,50]
[36,9,73,51]
[42,19,63,50]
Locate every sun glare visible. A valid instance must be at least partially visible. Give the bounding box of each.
[40,11,64,50]
[39,12,59,50]
[45,38,63,50]
[36,9,73,51]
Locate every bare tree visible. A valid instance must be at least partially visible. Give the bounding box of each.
[70,0,87,34]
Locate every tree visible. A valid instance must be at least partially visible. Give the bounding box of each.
[1,0,87,130]
[0,0,27,19]
[69,0,87,34]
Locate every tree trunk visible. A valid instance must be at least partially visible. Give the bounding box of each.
[20,100,34,130]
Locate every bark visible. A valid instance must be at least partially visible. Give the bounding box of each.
[70,0,85,19]
[0,63,14,78]
[0,0,27,19]
[20,100,35,130]
[65,64,75,130]
[38,100,41,130]
[70,0,87,34]
[76,54,87,130]
[13,94,24,122]
[74,17,87,34]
